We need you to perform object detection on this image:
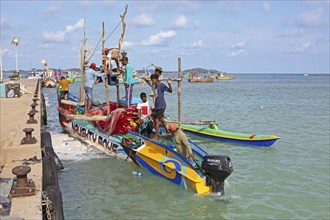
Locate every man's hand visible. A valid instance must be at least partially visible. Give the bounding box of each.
[188,154,196,160]
[167,79,171,84]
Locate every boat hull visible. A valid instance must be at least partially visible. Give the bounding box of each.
[126,134,212,195]
[180,124,280,147]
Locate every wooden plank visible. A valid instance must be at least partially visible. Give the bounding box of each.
[66,114,109,121]
[167,120,218,125]
[60,99,84,106]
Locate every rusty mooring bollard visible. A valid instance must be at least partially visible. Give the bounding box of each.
[32,98,39,105]
[31,102,38,112]
[12,166,31,187]
[27,111,37,124]
[21,128,37,144]
[11,165,36,197]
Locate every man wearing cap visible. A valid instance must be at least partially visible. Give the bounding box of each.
[163,124,195,160]
[84,62,107,116]
[121,50,127,59]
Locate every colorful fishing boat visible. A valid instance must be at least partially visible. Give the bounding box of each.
[178,123,280,147]
[56,7,233,196]
[57,102,233,195]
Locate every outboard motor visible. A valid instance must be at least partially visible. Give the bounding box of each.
[202,154,233,195]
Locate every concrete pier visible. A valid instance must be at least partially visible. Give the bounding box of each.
[0,79,42,219]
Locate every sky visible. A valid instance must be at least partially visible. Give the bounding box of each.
[1,0,329,74]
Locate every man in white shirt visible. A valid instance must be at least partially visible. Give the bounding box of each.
[137,92,154,137]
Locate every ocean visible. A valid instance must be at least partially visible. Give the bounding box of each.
[42,74,330,219]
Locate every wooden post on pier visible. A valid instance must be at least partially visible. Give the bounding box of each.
[178,57,182,128]
[79,17,86,103]
[102,22,110,112]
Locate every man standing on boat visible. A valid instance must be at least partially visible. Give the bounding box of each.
[84,62,106,116]
[57,76,74,99]
[121,57,134,108]
[151,73,172,140]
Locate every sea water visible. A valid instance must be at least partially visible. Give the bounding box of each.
[43,74,330,219]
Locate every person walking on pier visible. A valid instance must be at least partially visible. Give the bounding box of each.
[150,73,172,140]
[84,62,106,116]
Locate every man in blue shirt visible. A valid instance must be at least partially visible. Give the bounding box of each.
[84,62,106,116]
[150,73,172,140]
[121,57,134,108]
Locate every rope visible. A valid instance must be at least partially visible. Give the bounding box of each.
[88,20,122,61]
[41,191,53,220]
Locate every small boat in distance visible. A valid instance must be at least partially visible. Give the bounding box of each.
[214,72,234,80]
[188,71,213,83]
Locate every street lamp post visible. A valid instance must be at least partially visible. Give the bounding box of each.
[11,37,20,76]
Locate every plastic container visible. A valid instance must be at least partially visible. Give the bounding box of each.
[132,171,142,176]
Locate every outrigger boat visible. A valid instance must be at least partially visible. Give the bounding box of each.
[56,6,233,196]
[176,122,280,147]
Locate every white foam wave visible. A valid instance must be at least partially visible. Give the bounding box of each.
[50,132,106,162]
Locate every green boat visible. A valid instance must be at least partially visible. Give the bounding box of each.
[178,123,280,147]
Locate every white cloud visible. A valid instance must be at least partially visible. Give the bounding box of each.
[277,28,304,38]
[65,18,84,33]
[294,42,315,53]
[232,40,247,49]
[2,48,14,57]
[183,40,203,49]
[43,18,84,43]
[170,15,201,30]
[297,8,323,27]
[130,14,156,27]
[226,49,247,57]
[263,2,271,15]
[122,41,136,49]
[141,30,177,46]
[43,31,66,43]
[172,15,188,29]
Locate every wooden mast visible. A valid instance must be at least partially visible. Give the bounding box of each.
[102,22,110,112]
[178,57,182,128]
[79,17,86,103]
[116,4,128,106]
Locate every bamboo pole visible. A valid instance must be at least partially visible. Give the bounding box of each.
[79,17,86,103]
[102,22,110,112]
[178,57,182,128]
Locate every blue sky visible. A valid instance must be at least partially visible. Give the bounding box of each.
[1,0,329,73]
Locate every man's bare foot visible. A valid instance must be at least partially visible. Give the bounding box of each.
[151,136,158,141]
[84,113,93,117]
